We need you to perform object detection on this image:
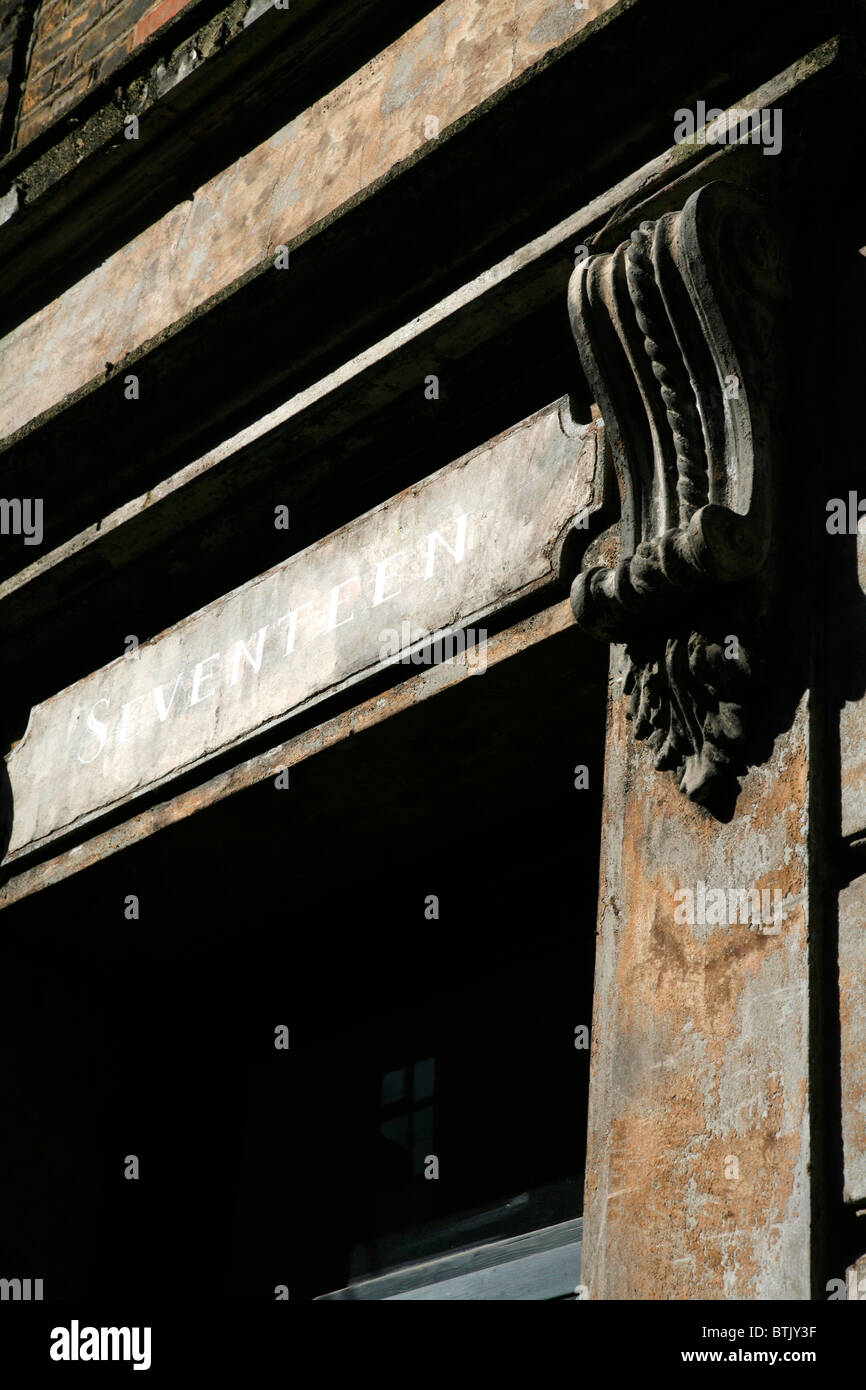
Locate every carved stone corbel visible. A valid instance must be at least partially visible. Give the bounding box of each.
[568,181,789,803]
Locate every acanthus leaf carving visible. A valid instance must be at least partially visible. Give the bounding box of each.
[567,181,789,805]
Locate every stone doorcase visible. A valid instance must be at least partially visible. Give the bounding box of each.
[566,180,810,1299]
[1,0,865,1301]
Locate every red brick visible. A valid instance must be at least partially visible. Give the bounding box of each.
[45,69,91,116]
[133,0,193,46]
[58,4,104,44]
[19,59,58,115]
[77,4,139,64]
[32,26,81,71]
[16,61,91,144]
[94,29,135,81]
[33,0,71,43]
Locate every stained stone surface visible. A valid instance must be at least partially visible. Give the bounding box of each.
[4,399,599,860]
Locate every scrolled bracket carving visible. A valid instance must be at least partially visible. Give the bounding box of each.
[567,181,789,804]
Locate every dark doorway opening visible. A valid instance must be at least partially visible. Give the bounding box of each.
[0,619,606,1299]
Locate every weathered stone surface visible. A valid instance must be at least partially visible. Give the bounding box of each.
[835,534,866,1205]
[0,0,613,440]
[3,399,598,860]
[839,525,866,841]
[839,872,866,1205]
[0,600,579,910]
[582,646,810,1299]
[845,1252,866,1300]
[569,182,790,805]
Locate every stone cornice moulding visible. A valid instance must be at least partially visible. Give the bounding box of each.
[568,180,790,803]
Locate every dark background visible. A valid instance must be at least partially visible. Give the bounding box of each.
[0,621,606,1299]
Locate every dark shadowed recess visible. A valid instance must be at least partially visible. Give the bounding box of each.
[0,617,607,1299]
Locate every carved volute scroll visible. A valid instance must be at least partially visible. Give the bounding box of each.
[568,181,789,803]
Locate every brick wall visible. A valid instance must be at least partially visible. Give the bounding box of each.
[0,0,31,147]
[13,0,197,148]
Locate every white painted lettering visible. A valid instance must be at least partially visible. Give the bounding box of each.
[425,514,467,579]
[190,653,220,705]
[372,550,406,607]
[116,694,148,746]
[230,626,268,686]
[152,673,183,722]
[77,698,110,765]
[277,602,313,655]
[326,577,359,632]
